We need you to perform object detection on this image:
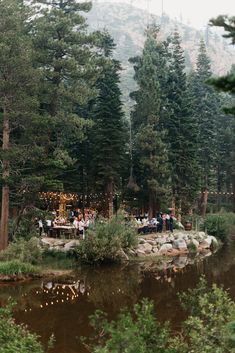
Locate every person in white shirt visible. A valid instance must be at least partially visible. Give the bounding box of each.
[73,217,79,237]
[79,219,85,239]
[142,218,149,234]
[38,219,43,237]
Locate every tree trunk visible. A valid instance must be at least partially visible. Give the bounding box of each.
[0,110,10,250]
[200,188,208,218]
[148,191,156,219]
[232,174,235,213]
[106,181,113,219]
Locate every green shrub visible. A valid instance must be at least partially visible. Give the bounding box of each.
[76,216,138,264]
[88,278,235,353]
[0,260,38,275]
[0,238,42,264]
[203,212,235,242]
[0,302,44,353]
[87,299,170,353]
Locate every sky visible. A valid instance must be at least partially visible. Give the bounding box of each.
[96,0,235,29]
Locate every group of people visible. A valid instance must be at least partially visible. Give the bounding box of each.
[135,212,175,234]
[38,208,97,239]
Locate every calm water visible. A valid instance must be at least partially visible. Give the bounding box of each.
[1,242,235,353]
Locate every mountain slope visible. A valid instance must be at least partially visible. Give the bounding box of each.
[86,2,235,112]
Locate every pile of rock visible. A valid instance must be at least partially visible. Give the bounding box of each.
[134,231,218,257]
[41,238,80,252]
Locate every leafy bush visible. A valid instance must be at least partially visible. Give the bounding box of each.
[0,260,38,275]
[76,216,138,264]
[88,278,235,353]
[0,303,44,353]
[203,212,235,242]
[87,299,170,353]
[0,238,42,264]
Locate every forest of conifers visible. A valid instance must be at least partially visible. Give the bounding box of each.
[0,0,234,248]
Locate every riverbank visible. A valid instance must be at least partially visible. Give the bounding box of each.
[133,230,219,258]
[39,230,219,261]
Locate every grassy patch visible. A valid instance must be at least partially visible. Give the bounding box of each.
[0,260,38,276]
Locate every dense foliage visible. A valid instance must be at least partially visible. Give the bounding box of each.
[88,278,235,353]
[76,216,137,264]
[0,238,42,264]
[0,303,44,353]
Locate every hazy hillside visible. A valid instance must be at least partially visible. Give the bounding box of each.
[86,2,235,113]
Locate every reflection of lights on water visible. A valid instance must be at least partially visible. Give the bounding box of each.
[22,279,90,313]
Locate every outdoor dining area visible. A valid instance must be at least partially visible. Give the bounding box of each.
[38,192,98,239]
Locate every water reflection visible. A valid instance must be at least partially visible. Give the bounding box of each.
[0,243,235,353]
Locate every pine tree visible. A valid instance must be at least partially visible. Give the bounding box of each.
[32,0,103,191]
[130,26,169,217]
[90,33,126,217]
[189,40,219,216]
[209,16,235,210]
[167,31,199,214]
[0,0,39,249]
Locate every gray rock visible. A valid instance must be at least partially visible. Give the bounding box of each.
[159,244,173,253]
[117,249,129,261]
[152,246,159,254]
[143,243,153,253]
[173,239,187,250]
[198,231,206,239]
[136,249,145,257]
[173,256,188,268]
[146,240,156,246]
[64,240,80,250]
[192,239,199,248]
[199,240,210,249]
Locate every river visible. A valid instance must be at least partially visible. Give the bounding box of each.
[1,241,235,353]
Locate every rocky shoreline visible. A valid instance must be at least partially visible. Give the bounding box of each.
[40,231,219,260]
[131,231,219,257]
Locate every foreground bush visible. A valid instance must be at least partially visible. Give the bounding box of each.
[0,260,38,276]
[0,238,42,264]
[204,212,235,242]
[0,303,44,353]
[76,216,137,264]
[87,278,235,353]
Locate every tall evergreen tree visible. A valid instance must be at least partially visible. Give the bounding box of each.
[32,0,103,191]
[0,0,39,249]
[167,31,199,214]
[209,16,235,210]
[130,26,169,217]
[90,34,126,217]
[189,40,220,216]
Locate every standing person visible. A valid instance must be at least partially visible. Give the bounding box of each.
[73,217,79,237]
[157,214,163,233]
[38,218,43,237]
[166,214,170,231]
[169,215,174,233]
[78,218,85,240]
[142,218,149,234]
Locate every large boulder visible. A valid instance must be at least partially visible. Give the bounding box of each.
[146,240,156,246]
[199,240,210,249]
[41,237,57,247]
[198,231,206,240]
[207,236,218,246]
[117,249,129,261]
[64,240,80,251]
[172,239,187,251]
[192,239,199,249]
[136,249,146,257]
[152,246,160,254]
[173,256,188,268]
[159,244,173,254]
[138,242,153,254]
